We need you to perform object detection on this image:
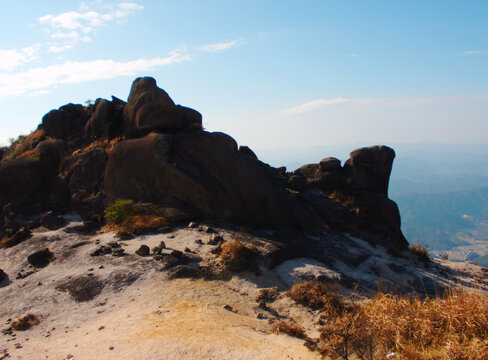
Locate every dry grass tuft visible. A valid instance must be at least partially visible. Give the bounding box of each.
[104,200,171,235]
[409,243,431,264]
[271,321,307,339]
[11,314,40,331]
[318,287,488,360]
[287,281,343,313]
[4,130,45,160]
[219,241,256,272]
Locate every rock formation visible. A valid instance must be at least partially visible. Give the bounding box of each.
[0,77,408,251]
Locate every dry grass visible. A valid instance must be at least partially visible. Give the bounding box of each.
[409,243,431,264]
[219,241,256,271]
[271,321,307,339]
[71,138,122,156]
[287,281,343,313]
[316,287,488,360]
[104,200,171,235]
[11,314,40,331]
[4,130,45,160]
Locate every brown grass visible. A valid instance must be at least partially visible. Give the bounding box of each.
[4,129,45,160]
[11,313,40,331]
[409,243,431,264]
[271,321,307,339]
[104,200,171,235]
[71,137,122,156]
[317,287,488,360]
[219,241,256,271]
[287,281,343,313]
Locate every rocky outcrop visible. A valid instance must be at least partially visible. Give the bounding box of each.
[123,77,202,136]
[0,76,408,251]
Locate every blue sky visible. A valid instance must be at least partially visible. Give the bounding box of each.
[0,0,487,150]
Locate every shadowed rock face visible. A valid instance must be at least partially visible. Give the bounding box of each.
[0,76,408,250]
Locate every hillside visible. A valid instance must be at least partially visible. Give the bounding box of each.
[397,187,488,254]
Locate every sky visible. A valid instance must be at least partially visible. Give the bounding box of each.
[0,0,487,152]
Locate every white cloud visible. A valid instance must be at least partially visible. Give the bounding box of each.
[0,48,191,97]
[0,46,40,71]
[197,39,243,52]
[39,2,144,52]
[276,95,488,116]
[461,50,488,55]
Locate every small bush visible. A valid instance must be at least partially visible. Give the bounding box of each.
[11,314,40,331]
[104,200,171,235]
[220,241,256,272]
[409,243,430,264]
[105,199,135,224]
[287,281,343,314]
[271,321,307,339]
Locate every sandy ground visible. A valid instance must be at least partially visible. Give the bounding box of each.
[2,217,488,360]
[0,220,320,360]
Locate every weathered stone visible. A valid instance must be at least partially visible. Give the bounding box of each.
[4,228,32,248]
[135,245,150,256]
[40,211,66,230]
[344,145,395,195]
[39,104,87,141]
[27,248,53,268]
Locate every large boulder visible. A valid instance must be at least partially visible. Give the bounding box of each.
[123,77,202,135]
[84,97,125,141]
[39,104,88,141]
[104,132,309,228]
[344,146,395,195]
[0,159,44,204]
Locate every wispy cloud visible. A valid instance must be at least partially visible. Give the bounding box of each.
[0,48,191,97]
[275,95,488,116]
[197,39,243,52]
[39,2,143,52]
[461,50,488,55]
[0,46,40,71]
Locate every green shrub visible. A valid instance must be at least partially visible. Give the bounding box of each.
[104,199,135,224]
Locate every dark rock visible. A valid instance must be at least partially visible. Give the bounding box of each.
[238,146,257,159]
[167,265,202,279]
[135,245,150,256]
[55,275,104,302]
[40,211,66,230]
[104,131,309,229]
[184,247,191,253]
[159,241,166,249]
[90,246,112,256]
[84,98,124,141]
[0,159,44,206]
[208,234,224,245]
[152,246,162,254]
[4,228,32,248]
[344,145,395,195]
[111,249,125,257]
[170,250,183,258]
[36,139,66,176]
[107,241,120,249]
[194,239,203,245]
[39,104,87,141]
[27,248,54,268]
[10,314,40,331]
[0,268,8,286]
[319,157,341,171]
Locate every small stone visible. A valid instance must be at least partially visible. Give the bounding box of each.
[167,235,175,239]
[88,268,94,272]
[152,254,165,261]
[184,247,191,253]
[112,249,125,257]
[152,246,162,254]
[170,250,183,258]
[107,241,120,249]
[109,346,114,350]
[194,239,203,245]
[159,241,166,249]
[188,222,198,228]
[90,246,112,257]
[98,265,104,269]
[222,305,236,312]
[66,354,74,359]
[135,245,150,256]
[37,282,42,286]
[208,234,224,245]
[98,326,105,330]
